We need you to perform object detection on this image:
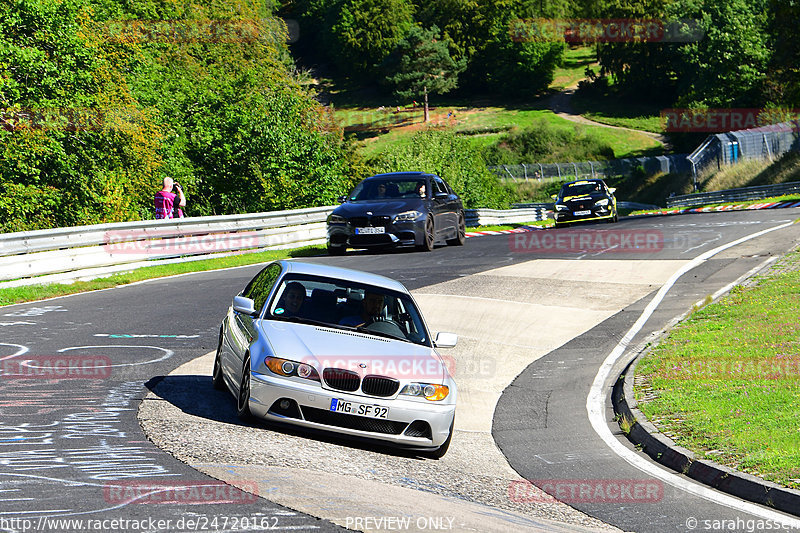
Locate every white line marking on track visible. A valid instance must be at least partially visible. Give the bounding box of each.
[587,221,800,526]
[0,343,29,360]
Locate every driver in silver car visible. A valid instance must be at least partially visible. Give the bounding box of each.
[339,291,385,327]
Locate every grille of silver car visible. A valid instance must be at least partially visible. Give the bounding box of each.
[322,368,360,392]
[361,375,399,397]
[301,406,406,434]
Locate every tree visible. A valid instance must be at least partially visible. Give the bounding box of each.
[328,0,415,77]
[385,25,466,122]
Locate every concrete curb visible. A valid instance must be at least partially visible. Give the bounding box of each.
[613,330,800,517]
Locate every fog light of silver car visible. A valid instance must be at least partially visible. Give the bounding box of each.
[280,399,291,410]
[281,361,295,375]
[297,364,314,379]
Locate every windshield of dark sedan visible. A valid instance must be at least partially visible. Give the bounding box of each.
[560,182,604,198]
[267,274,431,346]
[348,178,426,201]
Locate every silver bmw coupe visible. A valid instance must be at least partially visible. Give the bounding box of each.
[213,260,458,457]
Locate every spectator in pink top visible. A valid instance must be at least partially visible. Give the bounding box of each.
[154,177,186,219]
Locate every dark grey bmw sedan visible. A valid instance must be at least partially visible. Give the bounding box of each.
[326,172,466,255]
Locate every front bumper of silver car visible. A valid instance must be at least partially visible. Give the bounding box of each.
[248,372,455,449]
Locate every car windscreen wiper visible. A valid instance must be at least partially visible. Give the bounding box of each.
[350,325,409,343]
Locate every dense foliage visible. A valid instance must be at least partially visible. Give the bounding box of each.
[371,130,511,209]
[0,0,360,231]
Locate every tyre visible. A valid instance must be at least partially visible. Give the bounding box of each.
[446,212,466,246]
[426,417,454,459]
[417,216,435,252]
[236,355,253,420]
[328,245,346,256]
[212,331,226,391]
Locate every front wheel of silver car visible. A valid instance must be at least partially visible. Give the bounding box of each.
[236,355,253,420]
[212,331,226,391]
[447,212,466,246]
[417,216,435,252]
[426,417,454,459]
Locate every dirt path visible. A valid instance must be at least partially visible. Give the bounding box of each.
[546,85,671,148]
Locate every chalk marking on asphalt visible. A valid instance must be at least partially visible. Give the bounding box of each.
[587,220,800,526]
[56,345,173,367]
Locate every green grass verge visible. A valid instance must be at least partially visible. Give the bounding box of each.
[550,46,597,90]
[570,90,665,134]
[336,102,663,161]
[0,245,327,307]
[467,220,552,232]
[634,250,800,490]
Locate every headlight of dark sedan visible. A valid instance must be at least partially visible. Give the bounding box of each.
[555,204,568,211]
[394,210,423,222]
[327,214,347,224]
[400,382,449,401]
[265,357,320,382]
[595,199,610,207]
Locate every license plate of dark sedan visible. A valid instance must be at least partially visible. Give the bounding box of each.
[574,210,591,216]
[330,398,389,419]
[355,227,385,235]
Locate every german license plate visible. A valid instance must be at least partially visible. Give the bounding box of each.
[330,398,389,419]
[574,210,591,216]
[355,227,385,235]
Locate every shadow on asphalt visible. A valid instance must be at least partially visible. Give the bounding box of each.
[144,374,437,460]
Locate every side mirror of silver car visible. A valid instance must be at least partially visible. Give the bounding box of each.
[434,332,458,348]
[232,295,257,316]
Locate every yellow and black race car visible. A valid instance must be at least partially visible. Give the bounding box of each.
[551,179,618,228]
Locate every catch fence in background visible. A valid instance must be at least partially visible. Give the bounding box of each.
[687,120,800,182]
[489,154,690,182]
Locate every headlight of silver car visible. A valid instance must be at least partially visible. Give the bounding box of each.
[327,214,347,224]
[400,382,449,401]
[265,357,320,382]
[595,198,610,207]
[394,210,423,222]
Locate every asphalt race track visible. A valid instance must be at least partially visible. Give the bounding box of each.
[1,209,799,533]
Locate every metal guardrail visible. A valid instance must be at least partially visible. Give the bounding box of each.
[665,180,800,208]
[0,207,335,285]
[465,207,549,226]
[0,205,549,286]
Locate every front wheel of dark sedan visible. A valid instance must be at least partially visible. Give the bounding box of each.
[417,217,435,252]
[327,245,346,256]
[236,356,253,420]
[447,212,466,246]
[212,332,226,391]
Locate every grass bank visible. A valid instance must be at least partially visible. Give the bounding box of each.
[634,250,800,490]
